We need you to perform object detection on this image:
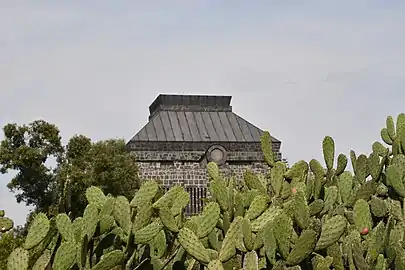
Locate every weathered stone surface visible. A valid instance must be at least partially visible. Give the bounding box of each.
[137,160,270,188]
[126,94,283,214]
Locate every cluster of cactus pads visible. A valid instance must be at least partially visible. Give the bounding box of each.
[1,210,14,234]
[7,113,405,269]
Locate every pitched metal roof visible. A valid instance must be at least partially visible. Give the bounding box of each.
[129,110,280,143]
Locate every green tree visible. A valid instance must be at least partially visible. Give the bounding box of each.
[0,120,64,211]
[0,120,140,218]
[58,136,140,218]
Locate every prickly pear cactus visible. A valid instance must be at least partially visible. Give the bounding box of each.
[6,183,191,270]
[0,215,13,233]
[7,113,405,269]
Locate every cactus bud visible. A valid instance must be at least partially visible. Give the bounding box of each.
[360,227,369,235]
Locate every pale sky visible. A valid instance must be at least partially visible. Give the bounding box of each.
[1,1,404,225]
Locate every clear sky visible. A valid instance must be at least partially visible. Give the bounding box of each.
[1,1,405,225]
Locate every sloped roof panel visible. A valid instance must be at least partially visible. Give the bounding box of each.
[159,111,175,141]
[218,112,237,141]
[185,111,202,141]
[129,111,280,143]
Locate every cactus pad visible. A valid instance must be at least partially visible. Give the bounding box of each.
[208,259,224,270]
[55,213,75,242]
[251,207,283,232]
[92,250,125,270]
[286,229,318,265]
[245,194,269,220]
[52,241,77,270]
[99,214,115,234]
[32,249,51,270]
[270,161,287,195]
[353,199,372,234]
[130,180,159,207]
[178,227,210,263]
[315,215,347,251]
[133,202,153,231]
[81,203,99,240]
[158,206,178,233]
[0,216,13,232]
[113,195,132,235]
[85,186,106,209]
[134,220,163,244]
[7,247,29,270]
[336,153,348,175]
[219,217,243,262]
[153,185,182,209]
[243,250,259,270]
[322,136,335,170]
[171,188,190,215]
[23,213,50,250]
[261,131,275,167]
[197,202,220,238]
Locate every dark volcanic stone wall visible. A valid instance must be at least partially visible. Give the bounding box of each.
[137,161,269,187]
[128,94,284,214]
[129,141,282,188]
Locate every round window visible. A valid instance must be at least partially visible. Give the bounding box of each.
[210,148,224,162]
[206,145,227,165]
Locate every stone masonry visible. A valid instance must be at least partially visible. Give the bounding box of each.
[126,94,283,214]
[129,142,282,188]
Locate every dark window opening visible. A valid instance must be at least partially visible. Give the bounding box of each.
[160,161,174,166]
[227,160,254,166]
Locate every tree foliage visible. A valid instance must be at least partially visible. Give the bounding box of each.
[58,136,140,218]
[0,120,140,218]
[0,120,64,210]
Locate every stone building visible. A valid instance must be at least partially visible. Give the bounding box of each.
[126,94,282,214]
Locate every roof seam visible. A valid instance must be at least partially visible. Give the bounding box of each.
[224,112,238,141]
[199,112,210,140]
[192,112,203,142]
[143,122,150,141]
[167,111,176,141]
[174,110,184,140]
[207,111,219,141]
[245,120,257,141]
[183,111,194,142]
[157,112,168,141]
[150,115,159,141]
[233,113,247,141]
[216,111,229,141]
[166,111,176,141]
